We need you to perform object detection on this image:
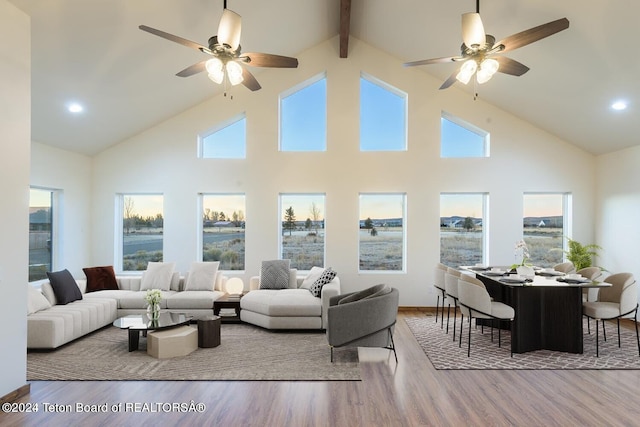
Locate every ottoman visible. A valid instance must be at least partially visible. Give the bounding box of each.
[147,325,198,359]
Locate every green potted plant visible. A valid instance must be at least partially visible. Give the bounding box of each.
[564,238,603,270]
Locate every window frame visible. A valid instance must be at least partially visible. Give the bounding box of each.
[198,112,247,159]
[198,193,246,271]
[439,192,489,267]
[278,73,327,152]
[29,187,60,283]
[440,111,490,158]
[116,193,165,273]
[358,192,407,273]
[359,72,408,152]
[278,193,326,271]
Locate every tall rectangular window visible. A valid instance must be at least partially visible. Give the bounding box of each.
[280,75,327,151]
[359,193,406,272]
[360,73,407,151]
[201,194,245,270]
[29,188,55,282]
[121,194,164,271]
[523,193,569,267]
[279,194,325,270]
[441,112,489,158]
[440,193,487,266]
[199,113,246,159]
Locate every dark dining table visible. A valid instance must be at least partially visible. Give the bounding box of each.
[462,267,609,354]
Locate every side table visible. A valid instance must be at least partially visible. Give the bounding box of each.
[214,294,244,323]
[197,316,221,348]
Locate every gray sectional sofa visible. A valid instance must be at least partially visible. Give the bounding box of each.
[27,272,227,349]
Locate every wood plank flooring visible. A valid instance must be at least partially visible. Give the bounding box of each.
[4,310,640,426]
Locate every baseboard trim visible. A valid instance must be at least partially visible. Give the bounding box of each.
[0,384,30,404]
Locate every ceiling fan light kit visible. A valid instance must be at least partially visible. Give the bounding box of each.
[404,1,569,92]
[139,1,298,93]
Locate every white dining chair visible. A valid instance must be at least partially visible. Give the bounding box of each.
[554,261,576,274]
[433,263,448,327]
[583,272,639,357]
[444,267,461,340]
[577,266,603,303]
[457,275,515,357]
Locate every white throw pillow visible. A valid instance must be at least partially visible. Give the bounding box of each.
[27,285,51,315]
[140,262,176,291]
[300,266,325,289]
[185,262,220,291]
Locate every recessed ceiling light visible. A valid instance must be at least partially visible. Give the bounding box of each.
[611,100,628,111]
[67,102,84,113]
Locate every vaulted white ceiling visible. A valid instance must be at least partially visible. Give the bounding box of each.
[10,0,639,156]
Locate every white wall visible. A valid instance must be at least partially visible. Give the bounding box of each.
[31,142,93,277]
[596,144,640,294]
[92,36,596,306]
[0,0,30,399]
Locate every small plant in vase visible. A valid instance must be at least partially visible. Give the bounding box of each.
[145,289,162,321]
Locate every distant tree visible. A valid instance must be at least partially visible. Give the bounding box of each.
[153,213,163,228]
[211,211,219,222]
[219,212,226,222]
[284,206,296,236]
[123,197,135,235]
[236,210,245,226]
[364,217,373,234]
[370,226,378,236]
[463,216,475,231]
[310,202,322,234]
[305,218,312,231]
[204,208,211,222]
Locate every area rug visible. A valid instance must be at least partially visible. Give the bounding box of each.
[405,316,640,370]
[27,324,360,381]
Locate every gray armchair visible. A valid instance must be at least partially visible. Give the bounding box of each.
[326,284,399,362]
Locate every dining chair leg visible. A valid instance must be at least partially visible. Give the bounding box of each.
[587,316,591,334]
[596,318,600,358]
[602,320,607,342]
[452,300,457,341]
[498,320,502,348]
[440,293,446,328]
[446,303,451,334]
[635,308,640,357]
[459,313,464,348]
[617,318,622,348]
[467,315,472,357]
[435,294,440,324]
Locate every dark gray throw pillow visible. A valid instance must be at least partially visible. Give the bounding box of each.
[46,269,83,305]
[260,259,291,289]
[309,268,337,297]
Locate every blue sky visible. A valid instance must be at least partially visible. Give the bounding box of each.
[441,117,486,157]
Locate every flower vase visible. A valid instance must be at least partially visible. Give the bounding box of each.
[147,303,160,321]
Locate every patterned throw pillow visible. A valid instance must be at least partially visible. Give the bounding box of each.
[260,260,291,289]
[309,268,337,297]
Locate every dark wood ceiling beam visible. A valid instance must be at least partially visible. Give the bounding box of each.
[339,0,351,58]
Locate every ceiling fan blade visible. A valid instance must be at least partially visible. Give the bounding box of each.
[439,69,459,90]
[139,25,210,53]
[217,9,242,51]
[240,53,298,68]
[494,18,570,53]
[494,56,529,76]
[462,12,486,48]
[403,56,461,67]
[241,67,261,91]
[176,60,208,77]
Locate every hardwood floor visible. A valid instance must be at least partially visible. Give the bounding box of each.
[4,310,640,426]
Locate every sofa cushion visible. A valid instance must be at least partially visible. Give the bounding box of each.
[241,289,322,317]
[27,285,51,315]
[165,290,223,309]
[83,265,119,293]
[118,291,176,309]
[46,269,83,305]
[184,262,219,291]
[140,262,175,291]
[309,268,337,297]
[300,266,326,290]
[338,284,391,305]
[259,260,291,290]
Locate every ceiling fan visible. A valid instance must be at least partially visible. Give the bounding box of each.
[139,0,298,93]
[403,0,569,90]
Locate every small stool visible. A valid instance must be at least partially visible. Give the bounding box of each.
[147,325,198,359]
[197,316,221,348]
